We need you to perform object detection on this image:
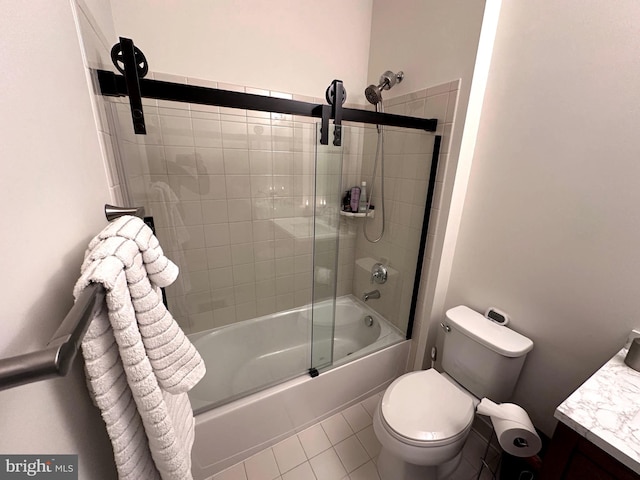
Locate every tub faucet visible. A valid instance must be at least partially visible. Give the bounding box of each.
[362,290,380,302]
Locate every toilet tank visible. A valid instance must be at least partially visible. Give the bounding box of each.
[441,306,533,402]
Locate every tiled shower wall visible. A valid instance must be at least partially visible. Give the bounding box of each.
[109,75,362,333]
[351,81,460,333]
[73,0,459,368]
[106,71,457,337]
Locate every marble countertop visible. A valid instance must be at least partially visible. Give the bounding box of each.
[555,348,640,474]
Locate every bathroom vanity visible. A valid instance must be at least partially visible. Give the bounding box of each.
[541,348,640,479]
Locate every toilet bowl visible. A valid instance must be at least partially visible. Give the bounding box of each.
[373,369,475,480]
[372,305,534,480]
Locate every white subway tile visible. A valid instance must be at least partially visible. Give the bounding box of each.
[235,301,257,322]
[233,263,255,286]
[207,245,232,268]
[255,261,276,282]
[160,115,194,146]
[222,121,249,149]
[204,223,230,247]
[224,149,251,175]
[227,198,252,222]
[199,175,228,200]
[195,147,224,174]
[210,267,234,290]
[249,151,273,175]
[193,118,223,148]
[226,175,252,198]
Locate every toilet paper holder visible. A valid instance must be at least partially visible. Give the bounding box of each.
[477,422,501,480]
[476,423,532,480]
[513,437,529,448]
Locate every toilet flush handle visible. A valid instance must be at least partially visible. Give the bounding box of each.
[440,322,451,333]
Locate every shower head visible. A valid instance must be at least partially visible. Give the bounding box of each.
[365,70,404,105]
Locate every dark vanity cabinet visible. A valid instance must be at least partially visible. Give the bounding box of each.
[541,423,639,480]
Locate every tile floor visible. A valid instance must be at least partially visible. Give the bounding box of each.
[207,392,502,480]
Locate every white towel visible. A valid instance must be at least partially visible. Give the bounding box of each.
[74,215,206,480]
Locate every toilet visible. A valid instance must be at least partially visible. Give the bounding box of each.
[373,305,534,480]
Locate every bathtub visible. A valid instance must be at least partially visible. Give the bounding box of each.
[189,295,410,479]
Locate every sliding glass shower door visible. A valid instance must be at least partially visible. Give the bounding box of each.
[310,124,343,372]
[108,95,346,409]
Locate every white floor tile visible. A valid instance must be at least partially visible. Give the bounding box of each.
[281,462,316,480]
[348,460,380,480]
[309,448,347,480]
[463,431,488,461]
[244,448,281,480]
[273,436,308,474]
[360,394,381,417]
[341,404,372,433]
[334,436,369,473]
[449,458,477,480]
[355,426,381,459]
[212,462,247,480]
[321,413,354,445]
[298,424,332,459]
[479,467,498,480]
[212,393,499,480]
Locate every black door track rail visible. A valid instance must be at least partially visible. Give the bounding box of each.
[97,38,437,146]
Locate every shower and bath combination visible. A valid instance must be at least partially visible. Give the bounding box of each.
[86,38,443,478]
[363,70,404,243]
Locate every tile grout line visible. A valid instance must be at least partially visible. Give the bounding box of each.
[211,392,493,480]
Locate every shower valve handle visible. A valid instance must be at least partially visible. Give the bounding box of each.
[371,263,388,284]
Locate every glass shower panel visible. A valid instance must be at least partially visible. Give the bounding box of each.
[352,124,437,335]
[109,97,325,410]
[310,124,344,371]
[114,101,320,335]
[107,88,436,410]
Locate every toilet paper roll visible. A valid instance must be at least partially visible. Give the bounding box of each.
[477,398,542,457]
[492,417,542,457]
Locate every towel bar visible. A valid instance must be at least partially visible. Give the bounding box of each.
[0,283,105,391]
[104,203,145,221]
[0,206,147,391]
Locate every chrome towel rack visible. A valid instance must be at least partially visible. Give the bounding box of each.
[105,203,145,222]
[0,204,144,392]
[0,283,105,391]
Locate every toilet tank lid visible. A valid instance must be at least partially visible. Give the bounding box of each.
[445,306,533,357]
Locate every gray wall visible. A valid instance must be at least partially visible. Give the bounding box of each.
[444,0,640,436]
[0,1,116,477]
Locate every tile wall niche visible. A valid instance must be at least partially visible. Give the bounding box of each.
[350,81,460,333]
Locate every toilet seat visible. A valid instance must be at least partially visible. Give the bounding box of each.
[380,369,475,447]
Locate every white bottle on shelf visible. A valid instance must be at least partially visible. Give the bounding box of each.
[358,181,368,213]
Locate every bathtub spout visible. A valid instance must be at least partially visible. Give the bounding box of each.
[362,290,380,302]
